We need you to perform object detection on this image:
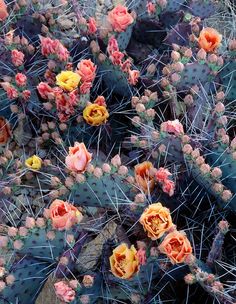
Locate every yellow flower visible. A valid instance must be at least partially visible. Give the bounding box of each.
[56,71,81,91]
[83,104,109,126]
[25,155,42,170]
[109,243,139,279]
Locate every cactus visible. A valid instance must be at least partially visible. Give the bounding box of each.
[0,0,235,303]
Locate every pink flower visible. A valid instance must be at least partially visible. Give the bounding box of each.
[107,36,119,55]
[7,86,18,99]
[77,59,96,83]
[162,180,175,197]
[147,2,156,15]
[94,96,106,106]
[15,73,27,87]
[11,50,24,67]
[107,5,134,32]
[80,81,92,94]
[160,119,184,136]
[22,90,31,101]
[54,281,76,303]
[156,168,172,183]
[110,51,124,65]
[136,248,147,265]
[0,0,8,21]
[128,69,140,85]
[40,36,69,62]
[121,59,132,73]
[37,82,54,99]
[49,199,83,230]
[88,17,97,34]
[65,142,92,173]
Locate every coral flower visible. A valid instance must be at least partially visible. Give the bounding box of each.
[107,5,134,33]
[77,59,96,83]
[159,231,192,264]
[109,243,139,279]
[11,50,24,67]
[134,161,155,193]
[0,0,8,22]
[56,71,81,91]
[0,117,11,145]
[83,104,109,126]
[65,142,92,173]
[139,202,173,240]
[25,155,42,170]
[54,281,76,303]
[160,119,184,136]
[48,199,83,230]
[128,70,140,85]
[198,28,222,52]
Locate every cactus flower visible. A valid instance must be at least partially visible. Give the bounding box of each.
[83,104,109,126]
[56,71,81,92]
[25,155,42,170]
[198,28,222,52]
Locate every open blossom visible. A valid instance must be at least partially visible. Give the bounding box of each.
[65,142,92,173]
[48,199,83,230]
[140,203,173,240]
[56,71,81,91]
[54,281,76,303]
[0,117,11,145]
[159,231,192,264]
[128,70,140,85]
[6,86,18,100]
[11,50,24,67]
[107,5,134,33]
[198,28,222,52]
[110,243,139,279]
[156,168,172,183]
[161,119,184,136]
[25,155,42,170]
[83,104,109,126]
[0,0,8,21]
[147,2,156,15]
[22,90,31,101]
[134,161,155,193]
[162,179,175,196]
[88,17,97,34]
[15,73,27,87]
[110,51,124,65]
[40,36,69,62]
[77,59,96,83]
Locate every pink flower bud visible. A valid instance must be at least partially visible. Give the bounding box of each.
[25,217,36,229]
[212,183,224,193]
[221,190,232,202]
[195,156,205,165]
[197,49,207,60]
[93,167,103,178]
[18,227,28,237]
[200,163,211,174]
[13,240,24,250]
[211,167,222,179]
[8,227,18,237]
[182,144,193,154]
[171,51,181,61]
[111,155,121,167]
[82,275,94,288]
[215,102,225,113]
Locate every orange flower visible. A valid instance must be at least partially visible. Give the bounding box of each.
[139,203,173,240]
[107,5,134,33]
[0,117,11,145]
[198,28,222,52]
[0,0,8,22]
[48,199,83,230]
[65,142,92,173]
[109,243,139,279]
[134,161,155,193]
[159,231,192,264]
[83,104,109,126]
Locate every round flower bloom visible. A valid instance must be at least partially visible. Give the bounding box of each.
[49,199,83,230]
[107,5,134,33]
[54,281,76,303]
[109,243,139,279]
[65,142,92,173]
[139,203,173,240]
[0,0,8,21]
[25,155,42,170]
[198,28,222,52]
[83,104,109,126]
[56,71,81,91]
[159,231,192,264]
[134,161,155,193]
[0,117,11,145]
[15,73,27,87]
[11,50,24,67]
[77,59,96,83]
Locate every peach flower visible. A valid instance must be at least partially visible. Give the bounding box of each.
[54,281,76,303]
[110,51,124,65]
[77,59,96,83]
[159,231,192,264]
[198,28,222,52]
[155,168,172,183]
[37,82,54,99]
[147,2,156,15]
[0,0,8,21]
[162,180,175,196]
[15,73,27,87]
[88,17,97,34]
[11,50,24,67]
[109,243,139,279]
[107,5,134,33]
[134,161,155,193]
[128,70,140,85]
[49,199,83,230]
[139,202,173,240]
[0,117,11,145]
[6,86,18,100]
[107,36,119,55]
[65,142,92,173]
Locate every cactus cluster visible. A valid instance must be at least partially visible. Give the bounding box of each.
[0,0,236,303]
